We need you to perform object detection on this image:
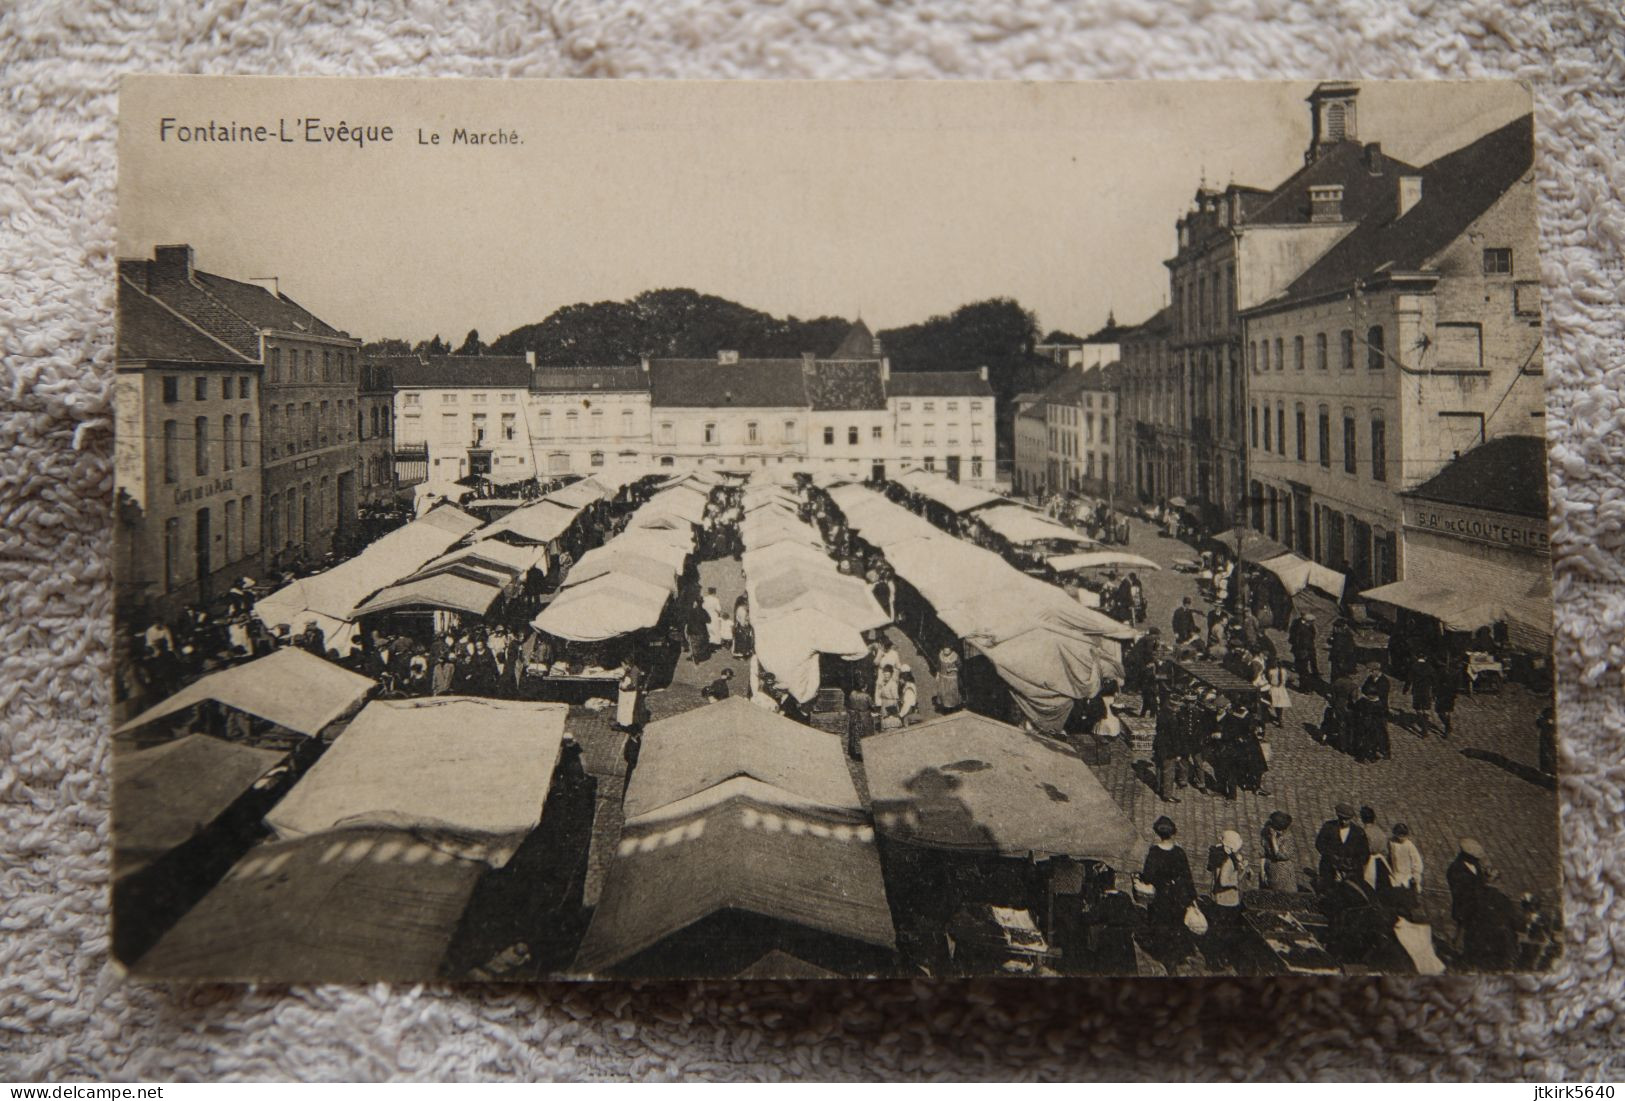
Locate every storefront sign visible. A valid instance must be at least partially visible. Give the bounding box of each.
[1402,499,1548,554]
[174,475,236,507]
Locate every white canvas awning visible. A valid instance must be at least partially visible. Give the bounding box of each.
[1256,553,1347,600]
[977,504,1094,546]
[116,647,376,737]
[478,500,582,546]
[264,697,570,868]
[534,574,673,641]
[1048,551,1162,573]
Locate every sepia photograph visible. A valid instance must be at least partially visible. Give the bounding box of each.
[111,76,1560,983]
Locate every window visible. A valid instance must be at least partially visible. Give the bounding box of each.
[621,409,633,436]
[924,424,936,446]
[502,412,516,441]
[590,409,604,436]
[781,419,796,443]
[1274,338,1284,372]
[162,420,178,483]
[286,404,297,451]
[1367,326,1385,370]
[303,351,313,380]
[1343,414,1357,474]
[1515,282,1542,318]
[747,421,760,444]
[471,413,487,445]
[972,423,983,445]
[972,456,983,480]
[899,425,913,446]
[1262,406,1271,452]
[971,402,984,412]
[224,499,237,564]
[847,426,858,446]
[1276,407,1285,456]
[565,411,579,436]
[441,392,457,404]
[1327,101,1347,141]
[590,451,605,468]
[899,402,911,412]
[658,421,674,445]
[500,393,516,404]
[1340,330,1354,370]
[923,402,935,413]
[1259,341,1269,373]
[948,423,961,445]
[1294,336,1305,371]
[1315,332,1328,371]
[822,426,834,446]
[163,518,179,592]
[1249,342,1258,373]
[871,426,882,442]
[1483,248,1513,274]
[947,402,959,412]
[1371,416,1387,481]
[441,412,457,440]
[403,393,421,407]
[538,411,552,437]
[924,456,936,472]
[269,350,281,383]
[1318,407,1330,467]
[194,416,209,474]
[222,378,233,400]
[194,377,207,401]
[1250,406,1259,450]
[471,392,487,405]
[704,422,718,446]
[1295,406,1306,461]
[222,417,234,471]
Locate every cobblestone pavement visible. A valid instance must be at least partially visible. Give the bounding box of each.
[1093,516,1560,929]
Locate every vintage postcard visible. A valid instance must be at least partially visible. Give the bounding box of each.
[113,77,1559,981]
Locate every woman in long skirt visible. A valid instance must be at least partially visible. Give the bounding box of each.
[1265,659,1292,727]
[936,645,963,712]
[615,663,641,732]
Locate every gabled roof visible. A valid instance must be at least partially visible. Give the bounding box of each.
[805,360,887,411]
[1122,306,1172,339]
[392,355,533,389]
[192,271,346,339]
[1244,138,1420,227]
[1403,434,1549,519]
[117,279,254,365]
[648,359,809,408]
[530,365,649,393]
[1267,114,1535,308]
[885,371,992,398]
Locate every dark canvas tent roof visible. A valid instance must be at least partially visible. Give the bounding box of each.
[864,712,1142,863]
[623,697,861,823]
[113,734,287,879]
[132,827,486,981]
[571,795,895,975]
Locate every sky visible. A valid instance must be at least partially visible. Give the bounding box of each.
[118,78,1532,345]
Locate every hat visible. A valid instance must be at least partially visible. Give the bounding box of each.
[1221,830,1243,853]
[1267,811,1293,830]
[1334,802,1356,818]
[1459,838,1486,858]
[1152,816,1177,839]
[1202,689,1219,705]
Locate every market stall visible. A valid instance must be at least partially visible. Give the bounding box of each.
[573,698,894,978]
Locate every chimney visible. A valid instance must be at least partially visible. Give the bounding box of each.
[1397,175,1423,217]
[525,350,536,369]
[153,244,195,281]
[1364,142,1385,174]
[640,355,650,373]
[881,356,891,382]
[1309,184,1345,223]
[978,366,989,382]
[717,350,739,365]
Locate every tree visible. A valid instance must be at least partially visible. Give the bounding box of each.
[454,329,483,356]
[361,337,414,357]
[413,335,450,356]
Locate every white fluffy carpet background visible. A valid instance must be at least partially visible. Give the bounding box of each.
[1,0,1621,1082]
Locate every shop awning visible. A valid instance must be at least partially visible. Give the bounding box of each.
[1255,553,1347,600]
[973,626,1113,734]
[977,505,1094,546]
[132,826,489,982]
[352,572,507,619]
[478,500,582,545]
[864,712,1141,863]
[113,734,287,879]
[572,793,894,975]
[410,539,544,581]
[1048,551,1162,573]
[116,647,376,737]
[265,697,570,868]
[254,504,482,644]
[1213,527,1291,561]
[545,479,609,509]
[751,606,871,703]
[901,474,1006,514]
[534,574,673,641]
[1360,578,1499,632]
[623,696,862,823]
[563,547,680,594]
[751,567,889,630]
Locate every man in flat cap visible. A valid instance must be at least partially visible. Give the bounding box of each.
[1315,802,1370,890]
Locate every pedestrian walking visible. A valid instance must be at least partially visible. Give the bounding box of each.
[1259,810,1297,891]
[1138,816,1196,971]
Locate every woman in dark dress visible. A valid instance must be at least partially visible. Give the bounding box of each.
[1083,868,1143,975]
[1138,815,1196,970]
[1354,685,1390,762]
